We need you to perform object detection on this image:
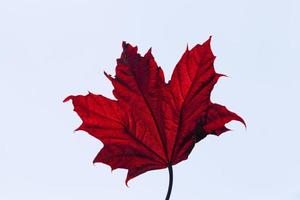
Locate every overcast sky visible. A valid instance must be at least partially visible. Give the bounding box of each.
[1,0,300,199]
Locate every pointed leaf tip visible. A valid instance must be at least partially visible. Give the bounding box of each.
[104,71,113,81]
[147,47,152,54]
[238,116,247,129]
[63,95,73,103]
[121,41,137,53]
[125,178,130,187]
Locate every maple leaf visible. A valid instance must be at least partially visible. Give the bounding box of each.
[64,37,245,199]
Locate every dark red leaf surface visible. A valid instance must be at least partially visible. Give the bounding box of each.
[64,37,245,184]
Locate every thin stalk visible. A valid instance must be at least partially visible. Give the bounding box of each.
[165,165,173,200]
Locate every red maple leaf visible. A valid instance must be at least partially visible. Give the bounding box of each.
[64,37,245,199]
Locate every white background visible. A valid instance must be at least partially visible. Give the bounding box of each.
[1,0,299,199]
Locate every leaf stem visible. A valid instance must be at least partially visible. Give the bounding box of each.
[165,165,173,200]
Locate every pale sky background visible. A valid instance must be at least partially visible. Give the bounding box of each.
[1,0,300,199]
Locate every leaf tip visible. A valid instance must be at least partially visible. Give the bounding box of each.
[74,124,84,132]
[232,113,247,130]
[87,90,94,96]
[240,117,247,129]
[104,71,113,81]
[122,41,127,47]
[125,178,131,188]
[121,41,137,53]
[203,35,215,58]
[145,47,154,58]
[63,95,73,103]
[92,156,98,165]
[217,73,228,79]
